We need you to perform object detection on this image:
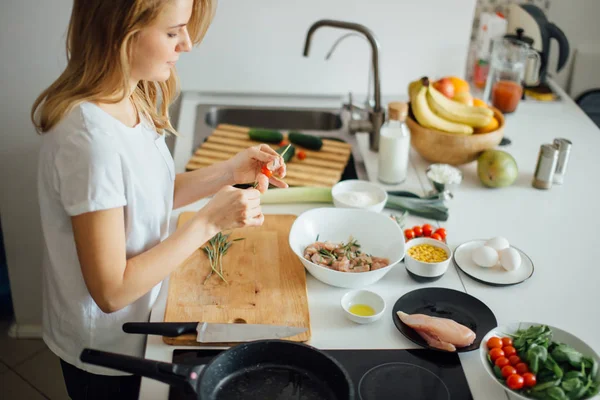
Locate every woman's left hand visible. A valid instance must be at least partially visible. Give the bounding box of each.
[227,144,288,193]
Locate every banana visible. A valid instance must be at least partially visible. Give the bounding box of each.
[428,83,494,118]
[427,87,493,128]
[411,80,473,135]
[408,80,421,102]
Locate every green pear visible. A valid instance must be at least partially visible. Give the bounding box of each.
[477,150,518,188]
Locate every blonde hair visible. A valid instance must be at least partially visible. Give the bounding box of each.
[31,0,215,134]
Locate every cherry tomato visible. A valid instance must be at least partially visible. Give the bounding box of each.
[422,224,433,237]
[508,355,521,366]
[279,140,289,146]
[503,346,517,357]
[297,151,307,160]
[495,357,510,368]
[487,337,503,350]
[434,228,447,240]
[430,233,442,241]
[489,347,505,361]
[260,165,273,178]
[515,363,529,375]
[501,365,517,378]
[522,373,537,388]
[502,337,513,347]
[404,229,415,240]
[506,374,524,390]
[413,226,423,237]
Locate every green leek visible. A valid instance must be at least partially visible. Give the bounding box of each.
[260,187,333,204]
[258,186,448,221]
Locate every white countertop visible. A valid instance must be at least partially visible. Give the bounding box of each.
[140,81,600,400]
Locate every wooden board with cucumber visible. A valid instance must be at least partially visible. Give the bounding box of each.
[187,124,353,188]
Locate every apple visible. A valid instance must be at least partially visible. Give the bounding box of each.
[433,78,455,99]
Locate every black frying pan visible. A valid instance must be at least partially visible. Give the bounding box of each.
[80,339,355,400]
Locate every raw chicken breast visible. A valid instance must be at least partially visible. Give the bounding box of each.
[397,311,476,352]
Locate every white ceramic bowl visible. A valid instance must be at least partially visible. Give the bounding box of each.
[404,237,452,282]
[289,208,405,289]
[331,179,388,213]
[479,322,600,400]
[341,290,386,324]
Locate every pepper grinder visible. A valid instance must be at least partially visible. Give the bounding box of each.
[532,143,559,189]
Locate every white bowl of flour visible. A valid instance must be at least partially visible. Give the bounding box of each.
[331,179,388,213]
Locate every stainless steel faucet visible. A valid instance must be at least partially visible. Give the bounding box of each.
[302,19,385,151]
[324,33,374,109]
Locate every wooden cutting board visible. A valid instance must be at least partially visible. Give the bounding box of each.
[186,124,353,188]
[162,212,311,346]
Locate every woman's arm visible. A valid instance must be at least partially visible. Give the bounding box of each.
[173,160,234,209]
[72,186,263,314]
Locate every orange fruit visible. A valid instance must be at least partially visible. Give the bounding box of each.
[473,98,488,108]
[448,76,470,94]
[475,117,499,134]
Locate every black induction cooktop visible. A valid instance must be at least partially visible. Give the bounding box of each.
[169,347,473,400]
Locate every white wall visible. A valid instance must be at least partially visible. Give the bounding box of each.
[546,0,600,93]
[177,0,477,97]
[0,0,476,331]
[0,0,71,330]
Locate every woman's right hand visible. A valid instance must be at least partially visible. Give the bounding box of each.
[196,186,263,232]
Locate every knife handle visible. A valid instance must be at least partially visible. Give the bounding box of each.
[122,322,199,337]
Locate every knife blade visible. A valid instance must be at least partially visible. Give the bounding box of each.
[122,322,307,343]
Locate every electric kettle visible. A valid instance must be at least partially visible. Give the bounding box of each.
[506,4,570,87]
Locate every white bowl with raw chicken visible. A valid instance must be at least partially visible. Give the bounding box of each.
[288,207,405,289]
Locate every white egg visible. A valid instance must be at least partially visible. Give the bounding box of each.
[485,237,510,251]
[499,247,522,271]
[472,245,499,268]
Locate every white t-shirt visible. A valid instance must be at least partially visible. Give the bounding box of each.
[37,102,175,375]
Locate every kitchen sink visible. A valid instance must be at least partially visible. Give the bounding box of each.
[174,101,367,180]
[204,107,343,131]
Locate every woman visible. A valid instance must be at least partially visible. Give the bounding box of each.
[31,0,286,398]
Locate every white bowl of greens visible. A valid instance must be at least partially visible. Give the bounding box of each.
[480,323,599,400]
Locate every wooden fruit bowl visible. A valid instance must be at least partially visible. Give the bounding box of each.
[406,105,505,166]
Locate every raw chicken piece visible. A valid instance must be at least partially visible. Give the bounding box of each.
[414,330,457,352]
[397,311,476,352]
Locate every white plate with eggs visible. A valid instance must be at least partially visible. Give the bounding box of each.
[453,237,534,286]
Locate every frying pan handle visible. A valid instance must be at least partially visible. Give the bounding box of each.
[80,349,203,392]
[123,322,198,337]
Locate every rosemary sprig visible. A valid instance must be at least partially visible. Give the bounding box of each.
[318,248,336,259]
[201,232,244,285]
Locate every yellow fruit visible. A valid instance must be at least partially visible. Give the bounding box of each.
[448,77,470,94]
[473,98,488,108]
[475,117,499,134]
[453,91,474,106]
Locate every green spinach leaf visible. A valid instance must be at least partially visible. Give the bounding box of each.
[545,387,569,400]
[552,344,583,368]
[561,377,582,393]
[528,344,549,374]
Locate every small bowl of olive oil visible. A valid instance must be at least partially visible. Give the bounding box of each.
[341,290,386,324]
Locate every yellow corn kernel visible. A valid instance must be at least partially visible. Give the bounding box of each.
[407,244,448,263]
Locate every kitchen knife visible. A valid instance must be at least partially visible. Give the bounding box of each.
[122,322,307,343]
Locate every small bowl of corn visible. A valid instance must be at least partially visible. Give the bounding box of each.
[404,237,452,282]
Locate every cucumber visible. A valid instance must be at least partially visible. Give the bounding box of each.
[248,128,283,144]
[288,131,323,150]
[276,144,295,163]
